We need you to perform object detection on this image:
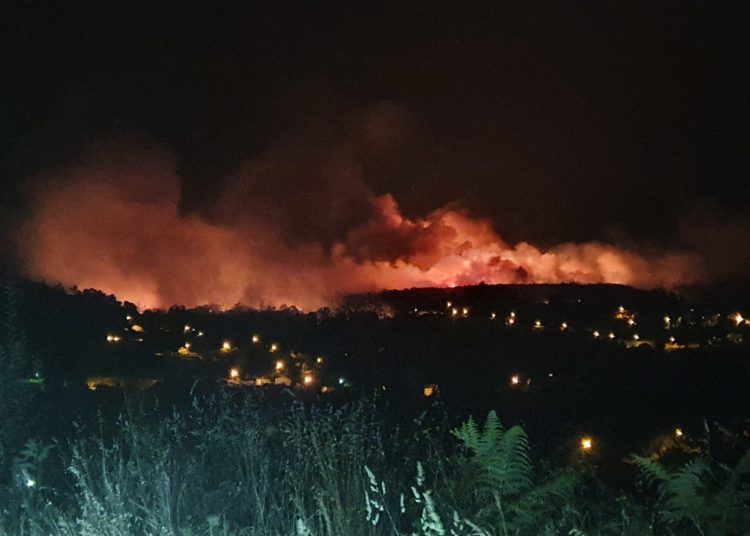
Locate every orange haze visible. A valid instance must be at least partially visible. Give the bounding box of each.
[15,138,704,311]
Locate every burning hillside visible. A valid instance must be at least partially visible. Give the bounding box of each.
[13,109,704,310]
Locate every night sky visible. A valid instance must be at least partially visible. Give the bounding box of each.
[1,2,749,306]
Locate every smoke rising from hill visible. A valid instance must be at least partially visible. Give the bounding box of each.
[13,104,705,310]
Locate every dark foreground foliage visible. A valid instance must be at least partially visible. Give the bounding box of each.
[1,284,749,534]
[0,394,747,535]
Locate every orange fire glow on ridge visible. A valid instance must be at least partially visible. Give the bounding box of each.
[14,138,704,311]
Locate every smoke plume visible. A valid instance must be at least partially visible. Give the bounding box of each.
[13,105,705,310]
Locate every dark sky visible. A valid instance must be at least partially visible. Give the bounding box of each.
[2,2,748,249]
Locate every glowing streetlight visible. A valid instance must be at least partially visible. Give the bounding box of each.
[560,322,568,331]
[627,318,636,327]
[229,368,240,380]
[731,312,745,326]
[592,330,600,338]
[270,343,279,352]
[221,340,233,352]
[184,324,192,333]
[252,334,260,344]
[510,375,520,386]
[303,373,314,385]
[316,356,324,364]
[580,437,593,451]
[490,312,497,320]
[446,301,452,308]
[608,332,615,340]
[533,320,543,330]
[275,360,285,371]
[633,334,640,341]
[674,427,684,438]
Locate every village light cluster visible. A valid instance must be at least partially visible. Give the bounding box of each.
[91,295,744,471]
[447,302,471,318]
[437,300,743,352]
[141,320,337,391]
[101,299,749,409]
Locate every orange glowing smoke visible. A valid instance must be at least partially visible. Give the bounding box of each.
[14,136,704,311]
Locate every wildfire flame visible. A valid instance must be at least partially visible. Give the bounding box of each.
[14,137,705,310]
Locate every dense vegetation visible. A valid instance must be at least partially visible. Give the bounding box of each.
[1,282,749,534]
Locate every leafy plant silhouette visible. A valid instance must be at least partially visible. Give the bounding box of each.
[452,411,578,535]
[633,450,750,535]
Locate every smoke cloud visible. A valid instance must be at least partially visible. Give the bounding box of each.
[13,104,705,310]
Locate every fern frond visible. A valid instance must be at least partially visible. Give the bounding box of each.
[728,450,750,498]
[661,458,709,521]
[477,411,504,456]
[453,416,480,452]
[485,426,532,495]
[632,455,670,487]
